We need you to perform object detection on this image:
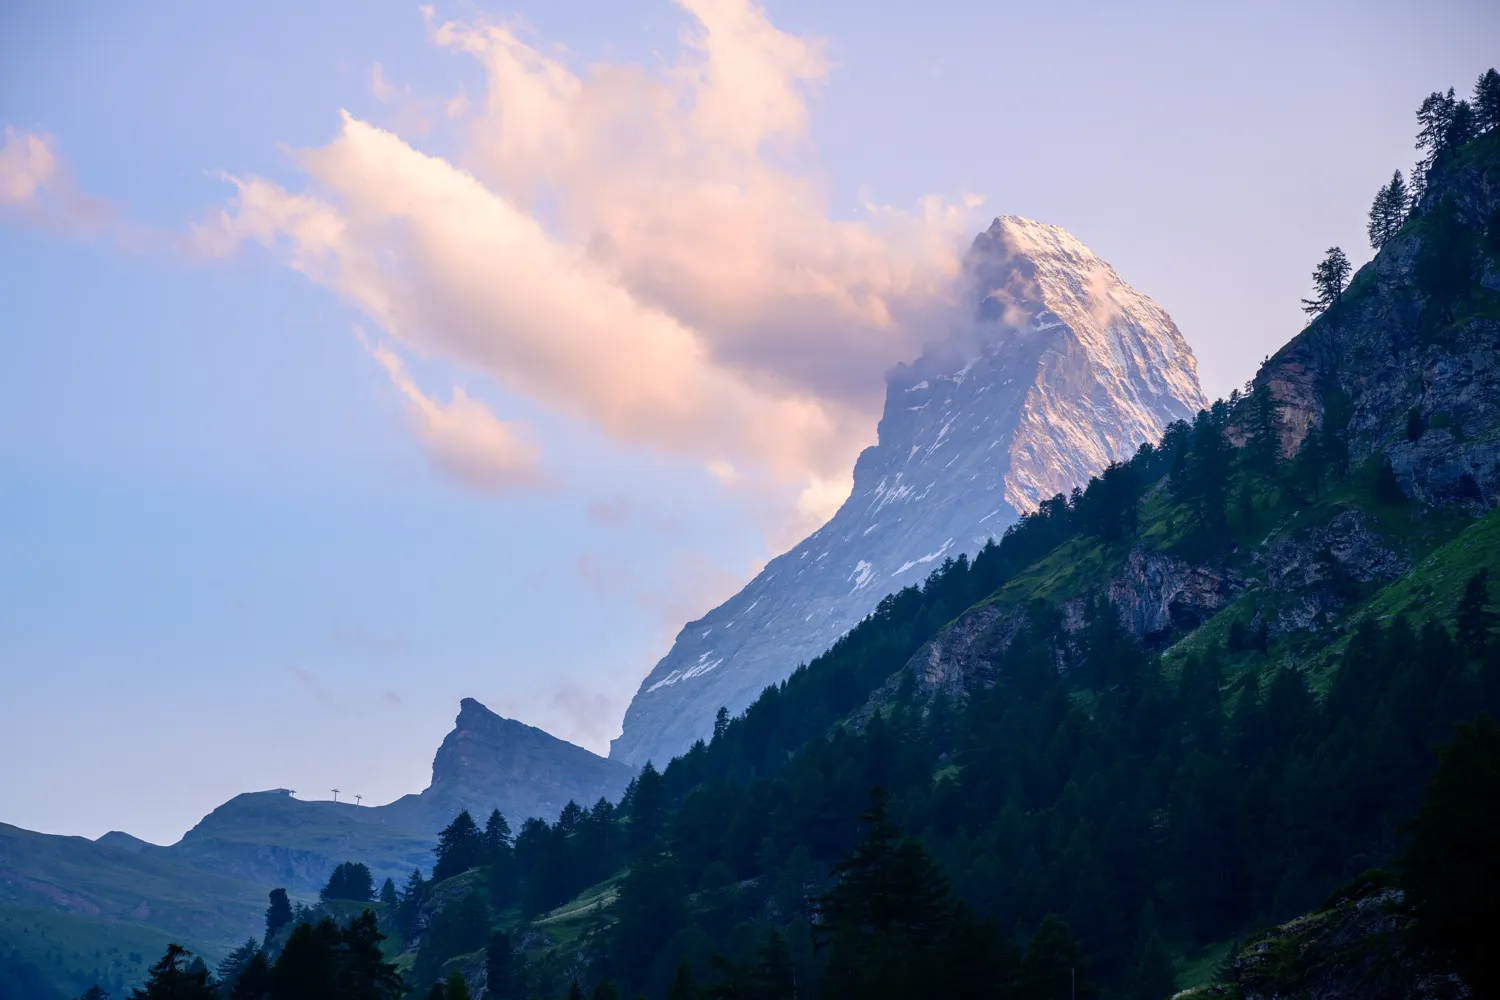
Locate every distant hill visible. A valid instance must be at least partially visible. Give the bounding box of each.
[0,697,637,995]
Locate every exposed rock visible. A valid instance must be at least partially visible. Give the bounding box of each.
[1229,888,1468,1000]
[1253,510,1410,635]
[1104,548,1240,637]
[1255,136,1500,509]
[613,217,1206,766]
[870,545,1240,708]
[381,698,636,835]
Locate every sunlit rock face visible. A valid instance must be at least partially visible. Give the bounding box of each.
[610,217,1206,767]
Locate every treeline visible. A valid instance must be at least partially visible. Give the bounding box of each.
[1307,67,1500,333]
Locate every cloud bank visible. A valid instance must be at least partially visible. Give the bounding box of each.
[194,0,977,518]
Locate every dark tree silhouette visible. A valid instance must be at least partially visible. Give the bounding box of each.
[1367,170,1408,249]
[320,862,375,903]
[129,944,213,1000]
[1475,68,1500,133]
[1402,714,1500,997]
[264,889,293,946]
[1301,247,1351,315]
[433,810,486,882]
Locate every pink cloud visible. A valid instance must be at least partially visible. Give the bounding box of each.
[192,0,979,514]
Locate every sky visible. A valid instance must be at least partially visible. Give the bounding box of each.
[1,0,1494,844]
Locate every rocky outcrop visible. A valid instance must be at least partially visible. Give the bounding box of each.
[1252,509,1411,634]
[873,545,1239,705]
[1104,549,1239,637]
[1225,887,1468,1000]
[1255,133,1500,508]
[380,699,636,834]
[613,217,1206,767]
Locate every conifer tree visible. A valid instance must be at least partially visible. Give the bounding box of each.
[379,877,397,906]
[338,910,404,999]
[1402,714,1500,997]
[1020,916,1098,1000]
[1475,68,1500,133]
[228,952,270,1000]
[1247,382,1281,474]
[129,944,214,1000]
[1416,88,1457,171]
[264,889,293,946]
[483,931,523,1000]
[271,921,341,1000]
[483,810,513,862]
[443,973,472,1000]
[320,862,375,903]
[713,706,730,742]
[1446,100,1478,149]
[1367,170,1408,249]
[214,941,260,995]
[433,810,486,882]
[1301,247,1351,315]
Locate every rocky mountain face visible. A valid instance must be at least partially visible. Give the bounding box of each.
[1255,138,1500,506]
[1203,884,1470,1000]
[611,217,1206,767]
[380,698,636,834]
[868,132,1500,712]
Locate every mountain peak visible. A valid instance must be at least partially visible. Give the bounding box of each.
[379,699,636,830]
[611,219,1206,767]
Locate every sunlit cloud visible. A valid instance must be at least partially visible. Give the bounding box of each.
[363,334,546,495]
[0,127,126,242]
[189,0,979,533]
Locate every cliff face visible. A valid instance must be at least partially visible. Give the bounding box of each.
[611,217,1206,767]
[1258,134,1500,506]
[1209,886,1470,1000]
[380,698,636,833]
[863,139,1500,710]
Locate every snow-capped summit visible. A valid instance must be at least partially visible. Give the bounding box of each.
[609,217,1206,767]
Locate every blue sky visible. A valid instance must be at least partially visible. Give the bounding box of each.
[1,0,1494,844]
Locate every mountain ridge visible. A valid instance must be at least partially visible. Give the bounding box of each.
[611,215,1206,766]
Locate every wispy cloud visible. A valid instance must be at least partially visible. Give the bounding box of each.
[0,127,129,243]
[190,0,978,518]
[360,332,546,495]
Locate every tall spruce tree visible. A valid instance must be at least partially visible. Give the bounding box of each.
[129,945,214,1000]
[1301,247,1351,315]
[264,889,293,946]
[320,862,375,903]
[1475,68,1500,133]
[228,952,271,1000]
[433,810,486,882]
[1367,170,1408,249]
[1416,88,1458,170]
[483,810,513,861]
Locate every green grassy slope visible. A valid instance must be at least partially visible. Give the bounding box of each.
[0,822,265,968]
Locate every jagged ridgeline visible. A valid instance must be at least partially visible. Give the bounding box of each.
[84,70,1500,1000]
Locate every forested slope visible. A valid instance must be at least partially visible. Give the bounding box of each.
[97,68,1500,1000]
